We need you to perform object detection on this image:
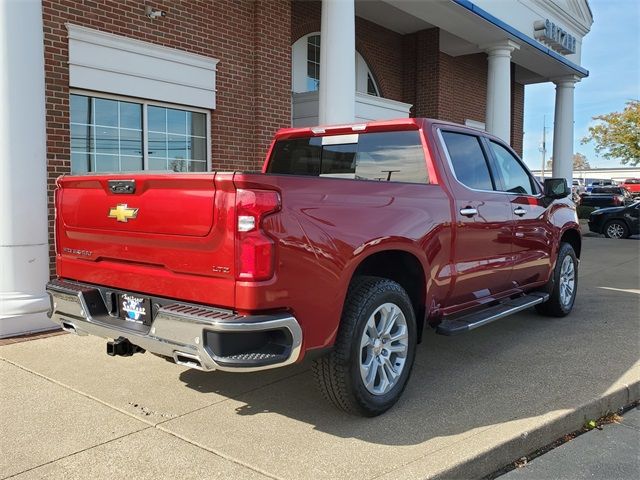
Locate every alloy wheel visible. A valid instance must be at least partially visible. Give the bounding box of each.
[359,302,409,395]
[559,255,576,308]
[606,222,625,239]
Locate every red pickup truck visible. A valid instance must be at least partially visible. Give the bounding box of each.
[47,118,580,416]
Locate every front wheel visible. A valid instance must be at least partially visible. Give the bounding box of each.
[535,242,578,317]
[312,276,417,417]
[603,220,629,239]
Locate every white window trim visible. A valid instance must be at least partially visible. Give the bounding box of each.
[70,89,212,172]
[465,119,486,131]
[67,24,218,109]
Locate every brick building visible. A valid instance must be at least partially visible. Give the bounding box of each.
[0,0,593,336]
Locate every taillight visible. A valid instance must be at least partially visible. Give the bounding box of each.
[54,181,62,256]
[235,189,281,281]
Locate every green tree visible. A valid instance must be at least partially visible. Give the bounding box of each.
[581,100,640,166]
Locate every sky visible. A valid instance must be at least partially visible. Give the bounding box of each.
[521,0,640,171]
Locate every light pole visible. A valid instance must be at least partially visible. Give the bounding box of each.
[538,115,550,179]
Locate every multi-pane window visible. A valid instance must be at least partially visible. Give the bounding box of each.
[295,33,380,97]
[70,94,208,174]
[147,106,207,172]
[70,95,143,173]
[306,35,321,92]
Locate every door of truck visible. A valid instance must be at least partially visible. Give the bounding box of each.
[483,139,554,288]
[435,127,514,310]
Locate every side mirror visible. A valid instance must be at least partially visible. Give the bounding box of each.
[543,178,571,199]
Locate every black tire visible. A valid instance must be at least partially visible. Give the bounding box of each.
[603,220,630,239]
[312,276,417,417]
[535,242,578,317]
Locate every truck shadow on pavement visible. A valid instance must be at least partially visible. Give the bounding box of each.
[178,282,639,447]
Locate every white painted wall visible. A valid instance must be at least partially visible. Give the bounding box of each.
[292,91,412,127]
[67,24,219,109]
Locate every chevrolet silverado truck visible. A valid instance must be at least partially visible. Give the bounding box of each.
[47,118,580,416]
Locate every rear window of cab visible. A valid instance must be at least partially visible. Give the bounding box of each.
[267,130,428,184]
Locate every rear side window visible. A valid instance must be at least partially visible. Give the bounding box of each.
[440,131,494,191]
[267,131,428,184]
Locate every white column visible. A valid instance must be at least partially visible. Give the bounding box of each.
[552,75,580,183]
[0,0,52,337]
[483,40,519,143]
[318,0,355,125]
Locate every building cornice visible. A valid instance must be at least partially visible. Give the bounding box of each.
[531,0,593,37]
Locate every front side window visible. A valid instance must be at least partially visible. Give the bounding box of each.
[441,131,494,191]
[267,130,428,184]
[489,141,535,195]
[70,94,208,174]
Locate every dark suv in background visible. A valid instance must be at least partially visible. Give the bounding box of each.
[580,186,633,208]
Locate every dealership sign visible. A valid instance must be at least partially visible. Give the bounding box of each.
[533,19,576,55]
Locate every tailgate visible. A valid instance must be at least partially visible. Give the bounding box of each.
[60,175,216,236]
[55,173,237,306]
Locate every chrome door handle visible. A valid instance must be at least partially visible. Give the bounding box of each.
[460,207,478,217]
[513,207,527,216]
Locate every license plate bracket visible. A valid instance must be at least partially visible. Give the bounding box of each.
[118,293,152,325]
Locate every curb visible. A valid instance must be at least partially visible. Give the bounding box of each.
[433,379,640,479]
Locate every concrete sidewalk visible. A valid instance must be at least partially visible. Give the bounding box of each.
[501,406,640,479]
[1,236,639,480]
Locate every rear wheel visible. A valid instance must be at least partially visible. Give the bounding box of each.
[603,220,629,239]
[312,276,417,417]
[536,242,578,317]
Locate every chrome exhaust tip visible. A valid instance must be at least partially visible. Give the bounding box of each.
[173,351,207,371]
[61,321,78,334]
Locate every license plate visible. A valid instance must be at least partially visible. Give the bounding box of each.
[118,293,151,324]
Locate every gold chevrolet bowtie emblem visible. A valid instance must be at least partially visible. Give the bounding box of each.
[108,204,139,223]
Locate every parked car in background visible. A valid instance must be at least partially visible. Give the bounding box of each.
[588,201,640,239]
[571,180,585,203]
[622,178,640,198]
[580,186,633,208]
[586,179,616,194]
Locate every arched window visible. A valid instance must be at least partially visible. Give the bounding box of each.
[291,32,380,96]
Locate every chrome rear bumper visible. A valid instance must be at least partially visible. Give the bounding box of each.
[46,279,302,372]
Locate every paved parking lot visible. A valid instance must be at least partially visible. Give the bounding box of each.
[1,236,639,480]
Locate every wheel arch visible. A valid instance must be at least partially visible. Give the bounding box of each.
[560,227,582,258]
[348,249,427,342]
